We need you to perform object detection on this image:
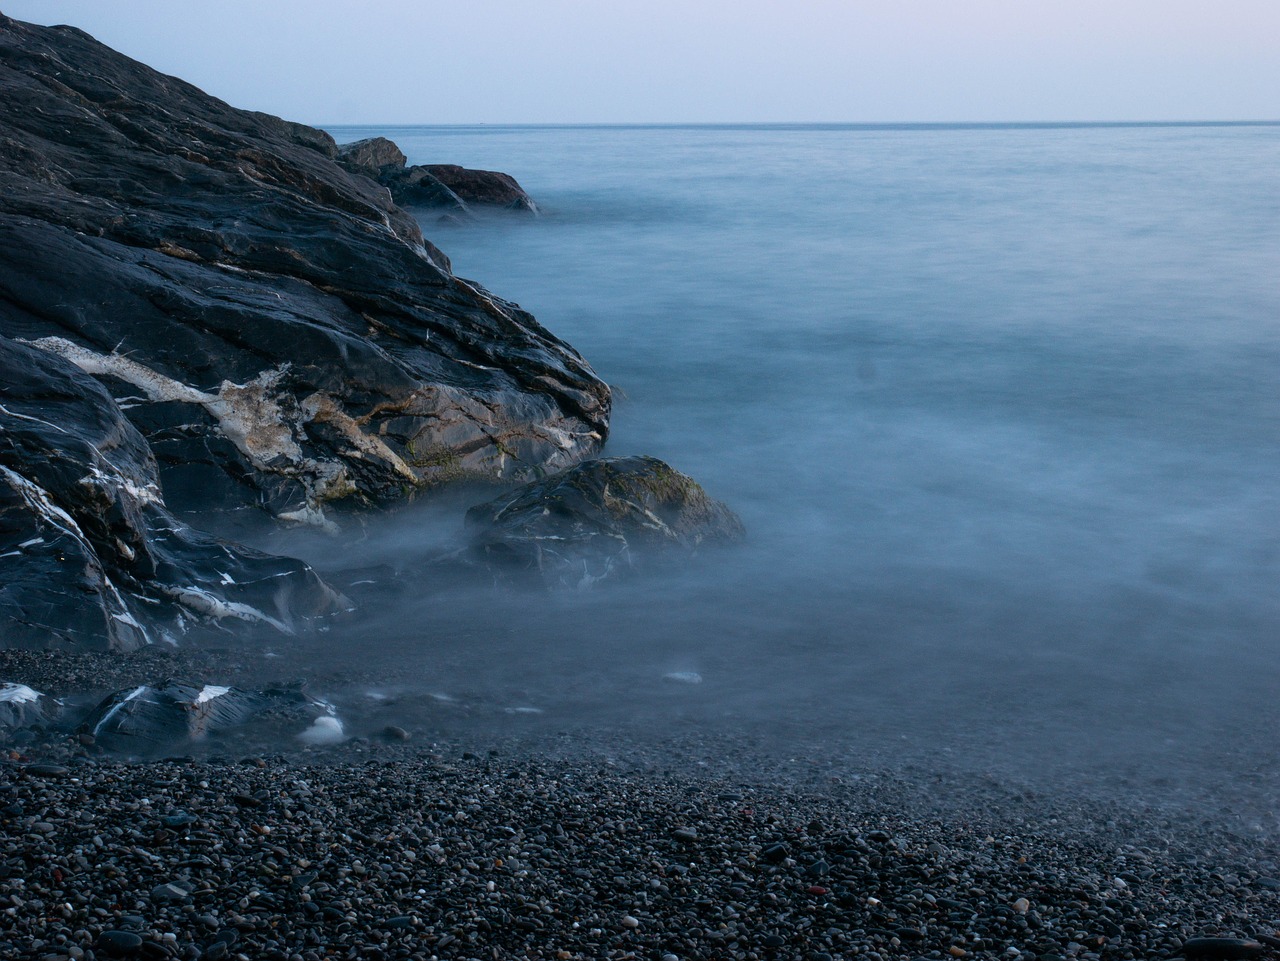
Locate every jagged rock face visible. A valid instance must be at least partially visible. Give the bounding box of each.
[0,336,342,651]
[0,682,61,732]
[0,15,608,529]
[464,456,745,588]
[81,679,339,753]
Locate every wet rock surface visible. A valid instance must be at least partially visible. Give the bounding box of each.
[0,337,341,650]
[80,680,339,754]
[0,681,59,732]
[0,14,608,533]
[463,456,745,587]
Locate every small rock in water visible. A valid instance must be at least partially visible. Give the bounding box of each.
[663,671,703,684]
[381,725,411,741]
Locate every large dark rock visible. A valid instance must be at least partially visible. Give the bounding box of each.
[334,139,535,216]
[0,14,607,531]
[464,456,745,588]
[0,336,341,650]
[335,136,406,171]
[81,679,340,753]
[421,163,539,213]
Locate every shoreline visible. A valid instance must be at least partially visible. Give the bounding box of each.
[5,645,1280,961]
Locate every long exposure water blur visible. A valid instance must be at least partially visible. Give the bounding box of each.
[239,123,1280,813]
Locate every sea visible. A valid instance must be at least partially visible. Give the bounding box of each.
[307,122,1280,808]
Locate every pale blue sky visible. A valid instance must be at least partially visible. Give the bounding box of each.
[4,0,1277,123]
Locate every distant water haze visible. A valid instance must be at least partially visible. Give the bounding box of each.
[225,123,1277,812]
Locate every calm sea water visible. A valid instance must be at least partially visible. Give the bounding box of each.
[315,123,1280,799]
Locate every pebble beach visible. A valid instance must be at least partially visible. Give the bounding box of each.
[5,654,1280,961]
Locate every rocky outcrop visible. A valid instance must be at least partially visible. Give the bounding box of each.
[464,456,745,588]
[0,336,342,650]
[0,14,607,532]
[421,164,539,213]
[335,140,537,216]
[336,136,406,171]
[81,680,340,753]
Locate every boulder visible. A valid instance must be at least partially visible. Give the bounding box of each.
[81,679,340,753]
[421,163,539,212]
[0,15,607,532]
[0,682,60,732]
[0,335,342,650]
[334,137,537,214]
[335,135,407,171]
[378,166,471,216]
[464,456,745,587]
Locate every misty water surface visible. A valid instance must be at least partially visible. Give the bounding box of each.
[243,123,1280,803]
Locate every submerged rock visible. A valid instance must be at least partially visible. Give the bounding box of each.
[81,679,339,753]
[0,336,341,650]
[463,456,744,588]
[0,15,607,531]
[0,682,60,732]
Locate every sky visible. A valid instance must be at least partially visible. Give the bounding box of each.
[3,0,1277,124]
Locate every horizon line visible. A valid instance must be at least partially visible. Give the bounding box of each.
[320,119,1280,131]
